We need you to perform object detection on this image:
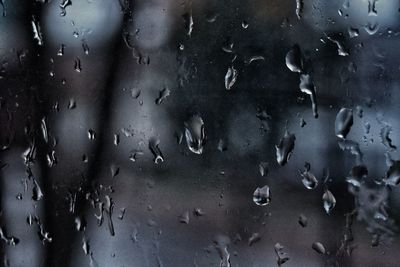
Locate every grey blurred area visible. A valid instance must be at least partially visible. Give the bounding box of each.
[1,0,400,266]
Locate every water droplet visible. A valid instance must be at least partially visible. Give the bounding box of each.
[348,27,359,38]
[298,214,308,227]
[384,161,400,186]
[299,163,318,189]
[326,36,349,56]
[335,108,353,139]
[368,0,378,16]
[31,17,44,46]
[213,235,231,267]
[276,131,296,166]
[380,125,396,150]
[274,243,290,266]
[248,232,261,246]
[118,208,126,220]
[68,98,76,109]
[259,162,269,177]
[59,0,72,16]
[184,115,206,154]
[75,216,86,231]
[82,237,90,255]
[110,164,119,178]
[300,117,306,127]
[155,88,170,105]
[149,138,164,163]
[241,20,249,29]
[299,74,318,118]
[46,150,58,167]
[40,117,48,143]
[193,208,205,217]
[364,22,379,35]
[322,189,336,214]
[182,11,193,37]
[129,150,144,162]
[244,55,265,65]
[217,138,227,152]
[82,40,90,55]
[32,178,44,201]
[88,129,96,140]
[130,88,141,99]
[312,242,326,254]
[253,185,271,206]
[285,45,303,73]
[74,58,82,72]
[104,195,115,236]
[295,0,303,19]
[224,66,238,90]
[179,210,190,224]
[57,44,65,56]
[113,134,120,146]
[0,227,19,246]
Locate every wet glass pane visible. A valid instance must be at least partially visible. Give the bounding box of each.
[0,0,400,266]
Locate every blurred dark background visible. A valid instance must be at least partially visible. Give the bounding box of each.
[1,0,400,266]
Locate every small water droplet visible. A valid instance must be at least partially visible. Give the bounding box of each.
[276,131,296,166]
[253,185,271,206]
[31,17,44,46]
[274,243,290,266]
[184,115,206,154]
[0,227,19,246]
[285,45,303,73]
[149,138,164,164]
[299,74,318,118]
[248,232,261,246]
[259,162,269,177]
[179,210,190,224]
[110,164,119,178]
[57,44,65,56]
[130,88,141,99]
[88,129,96,140]
[155,88,170,105]
[335,108,353,138]
[312,242,326,254]
[82,40,90,55]
[182,11,193,37]
[298,214,308,227]
[295,0,303,19]
[348,27,359,38]
[59,0,72,16]
[384,161,400,186]
[224,66,238,90]
[68,98,76,109]
[32,178,44,201]
[322,189,336,214]
[74,58,82,72]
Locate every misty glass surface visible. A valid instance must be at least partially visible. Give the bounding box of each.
[1,0,400,266]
